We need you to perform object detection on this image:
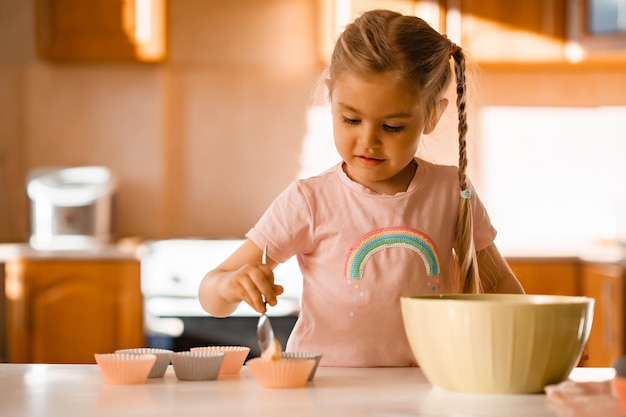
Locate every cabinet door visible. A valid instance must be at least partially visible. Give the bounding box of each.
[506,259,579,295]
[581,263,624,367]
[36,0,166,61]
[457,0,567,62]
[6,259,143,363]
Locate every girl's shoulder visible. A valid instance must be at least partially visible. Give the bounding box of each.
[415,158,460,183]
[294,163,342,189]
[272,164,341,206]
[416,157,457,174]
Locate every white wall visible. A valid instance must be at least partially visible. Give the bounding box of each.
[479,106,626,254]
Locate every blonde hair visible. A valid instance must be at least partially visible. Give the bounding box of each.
[329,9,480,293]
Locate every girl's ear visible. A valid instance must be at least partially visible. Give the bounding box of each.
[424,98,449,134]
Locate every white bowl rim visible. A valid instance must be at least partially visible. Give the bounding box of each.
[401,294,593,305]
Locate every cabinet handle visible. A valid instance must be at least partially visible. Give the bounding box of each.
[602,280,613,349]
[5,262,25,329]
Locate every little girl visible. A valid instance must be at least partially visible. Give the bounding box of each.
[198,9,524,367]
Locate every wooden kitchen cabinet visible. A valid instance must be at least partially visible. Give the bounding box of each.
[5,258,143,364]
[506,258,580,295]
[322,0,566,64]
[36,0,166,62]
[455,0,567,63]
[505,258,626,367]
[580,262,625,367]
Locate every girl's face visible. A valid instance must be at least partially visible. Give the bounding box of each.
[330,71,438,195]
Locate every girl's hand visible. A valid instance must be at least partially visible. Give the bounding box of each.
[198,239,285,317]
[215,261,284,315]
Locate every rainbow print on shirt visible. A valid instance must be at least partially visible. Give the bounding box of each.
[344,226,440,279]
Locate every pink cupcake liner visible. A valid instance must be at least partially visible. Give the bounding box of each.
[94,353,156,385]
[114,348,173,378]
[246,357,316,389]
[190,346,250,375]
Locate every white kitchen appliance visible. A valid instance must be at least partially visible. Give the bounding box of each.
[27,166,118,250]
[140,239,303,357]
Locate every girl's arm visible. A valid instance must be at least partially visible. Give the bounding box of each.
[476,243,525,294]
[197,239,284,317]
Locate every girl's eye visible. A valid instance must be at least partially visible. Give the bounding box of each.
[341,116,404,132]
[342,116,360,126]
[384,124,404,133]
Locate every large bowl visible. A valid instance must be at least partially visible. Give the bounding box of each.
[401,294,594,394]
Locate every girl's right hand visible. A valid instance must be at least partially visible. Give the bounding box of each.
[216,262,284,314]
[198,239,284,317]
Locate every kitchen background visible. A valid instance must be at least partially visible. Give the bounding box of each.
[2,0,626,365]
[1,0,626,252]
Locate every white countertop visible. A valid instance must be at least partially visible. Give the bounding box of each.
[0,242,143,262]
[501,243,625,263]
[2,240,624,264]
[0,364,616,417]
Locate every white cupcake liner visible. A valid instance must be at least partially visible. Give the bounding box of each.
[115,348,173,378]
[280,352,323,381]
[169,351,225,381]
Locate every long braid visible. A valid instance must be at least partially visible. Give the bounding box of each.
[453,48,480,293]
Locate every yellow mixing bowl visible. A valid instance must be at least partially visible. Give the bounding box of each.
[401,294,594,394]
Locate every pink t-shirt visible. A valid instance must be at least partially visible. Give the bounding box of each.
[246,158,496,367]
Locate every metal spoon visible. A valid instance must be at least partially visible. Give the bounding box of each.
[257,245,277,357]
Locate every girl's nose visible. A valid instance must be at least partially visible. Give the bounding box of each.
[358,125,380,148]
